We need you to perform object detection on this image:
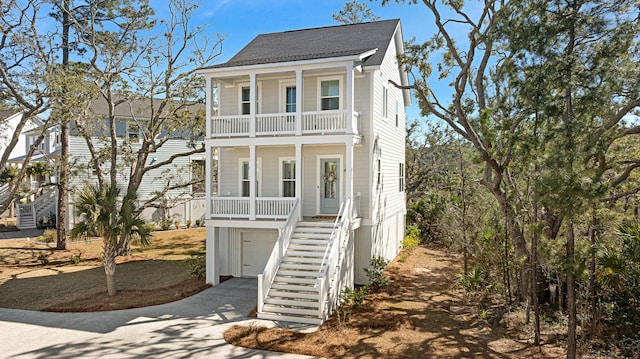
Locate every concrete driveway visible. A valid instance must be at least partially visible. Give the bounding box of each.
[0,278,317,358]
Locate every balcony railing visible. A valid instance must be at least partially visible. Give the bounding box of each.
[210,110,359,138]
[210,197,296,219]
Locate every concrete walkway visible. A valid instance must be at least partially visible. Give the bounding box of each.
[0,278,318,359]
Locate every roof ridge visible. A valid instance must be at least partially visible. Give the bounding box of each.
[278,18,400,35]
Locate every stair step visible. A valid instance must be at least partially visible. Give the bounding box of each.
[281,257,324,264]
[294,227,334,233]
[292,233,332,240]
[288,244,329,251]
[279,262,322,270]
[297,221,335,227]
[267,290,319,300]
[286,250,325,257]
[274,276,317,285]
[271,283,318,292]
[262,304,319,317]
[257,312,323,325]
[276,269,318,277]
[290,238,331,245]
[264,298,318,308]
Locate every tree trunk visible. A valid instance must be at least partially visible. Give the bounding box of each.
[55,0,70,251]
[103,240,117,296]
[589,211,597,339]
[567,221,577,359]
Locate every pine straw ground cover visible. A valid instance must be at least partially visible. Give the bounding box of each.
[225,246,568,358]
[0,228,209,311]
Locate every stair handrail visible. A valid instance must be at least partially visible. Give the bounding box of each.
[257,198,300,314]
[315,197,352,319]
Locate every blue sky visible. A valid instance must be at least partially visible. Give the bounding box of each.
[168,0,441,122]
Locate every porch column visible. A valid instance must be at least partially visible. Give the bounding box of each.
[249,73,256,137]
[295,143,302,218]
[346,141,354,206]
[205,224,219,285]
[249,144,256,220]
[205,145,212,219]
[295,69,303,135]
[205,77,212,138]
[346,63,355,134]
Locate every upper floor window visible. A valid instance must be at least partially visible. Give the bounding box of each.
[285,86,296,113]
[399,163,405,192]
[320,79,340,111]
[383,86,389,118]
[239,83,261,115]
[239,158,262,197]
[241,87,251,115]
[280,158,296,197]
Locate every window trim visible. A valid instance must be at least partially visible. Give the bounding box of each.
[238,157,262,197]
[237,82,262,115]
[279,157,296,198]
[279,80,297,113]
[382,86,389,119]
[317,76,343,111]
[399,162,405,193]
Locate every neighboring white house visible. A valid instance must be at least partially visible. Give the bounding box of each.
[0,110,41,163]
[9,97,207,229]
[197,19,410,324]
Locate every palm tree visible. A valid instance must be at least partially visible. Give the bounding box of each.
[70,184,150,296]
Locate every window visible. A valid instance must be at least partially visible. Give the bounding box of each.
[320,79,340,110]
[191,159,205,195]
[239,158,261,197]
[280,159,296,197]
[241,87,251,115]
[285,86,296,113]
[395,100,399,127]
[383,86,388,118]
[376,159,381,188]
[399,163,405,192]
[127,124,139,141]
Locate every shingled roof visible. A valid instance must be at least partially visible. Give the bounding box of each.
[204,19,401,70]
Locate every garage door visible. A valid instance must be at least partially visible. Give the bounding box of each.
[242,230,278,277]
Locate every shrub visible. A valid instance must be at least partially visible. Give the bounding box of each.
[158,218,173,231]
[174,220,180,229]
[195,219,202,227]
[186,219,192,228]
[336,285,369,323]
[365,256,390,288]
[37,252,49,265]
[185,254,206,279]
[40,228,57,243]
[70,254,82,265]
[402,224,421,251]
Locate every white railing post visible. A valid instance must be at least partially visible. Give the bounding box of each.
[295,69,303,136]
[249,73,256,138]
[257,274,264,313]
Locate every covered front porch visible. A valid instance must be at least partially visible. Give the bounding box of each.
[204,140,362,222]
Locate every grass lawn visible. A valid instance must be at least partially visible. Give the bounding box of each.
[0,228,209,311]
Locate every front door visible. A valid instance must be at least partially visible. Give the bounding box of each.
[320,158,340,214]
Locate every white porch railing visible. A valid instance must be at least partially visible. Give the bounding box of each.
[316,197,352,320]
[210,115,250,137]
[256,197,297,219]
[210,197,250,218]
[210,110,360,137]
[256,113,296,135]
[210,197,296,219]
[302,110,346,134]
[257,198,300,313]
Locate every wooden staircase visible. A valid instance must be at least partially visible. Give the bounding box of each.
[17,188,57,229]
[258,221,335,324]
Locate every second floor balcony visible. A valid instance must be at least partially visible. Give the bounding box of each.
[210,110,360,138]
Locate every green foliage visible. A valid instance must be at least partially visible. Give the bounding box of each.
[365,257,390,288]
[457,266,489,292]
[402,224,421,251]
[39,229,57,243]
[158,218,173,231]
[185,254,206,279]
[332,1,379,24]
[37,253,49,265]
[0,166,18,184]
[70,254,82,265]
[336,285,369,323]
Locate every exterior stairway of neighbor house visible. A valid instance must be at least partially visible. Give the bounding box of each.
[258,221,335,325]
[17,188,57,229]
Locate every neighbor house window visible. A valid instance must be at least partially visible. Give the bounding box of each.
[127,123,140,141]
[399,163,405,192]
[280,158,296,197]
[191,159,205,195]
[395,100,399,127]
[320,79,340,110]
[376,159,381,188]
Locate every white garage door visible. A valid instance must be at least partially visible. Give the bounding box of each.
[242,230,278,277]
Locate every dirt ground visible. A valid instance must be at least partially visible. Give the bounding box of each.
[225,246,568,358]
[0,227,209,311]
